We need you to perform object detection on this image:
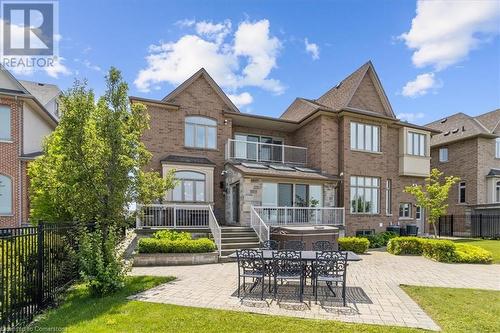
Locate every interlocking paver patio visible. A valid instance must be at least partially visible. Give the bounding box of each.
[129,251,500,331]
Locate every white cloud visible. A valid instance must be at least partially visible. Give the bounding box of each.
[227,92,253,108]
[135,18,284,101]
[402,72,442,97]
[400,0,500,70]
[397,112,425,122]
[304,38,319,60]
[44,57,71,78]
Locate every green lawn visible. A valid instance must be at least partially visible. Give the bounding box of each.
[32,276,500,333]
[451,239,500,263]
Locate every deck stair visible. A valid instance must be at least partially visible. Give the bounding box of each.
[219,226,260,260]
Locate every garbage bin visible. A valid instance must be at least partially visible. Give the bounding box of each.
[406,224,419,236]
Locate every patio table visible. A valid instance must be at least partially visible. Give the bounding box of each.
[228,250,361,262]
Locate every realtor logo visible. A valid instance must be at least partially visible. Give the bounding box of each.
[1,0,59,69]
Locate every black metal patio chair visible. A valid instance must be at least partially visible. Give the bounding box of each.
[313,251,348,306]
[271,250,305,302]
[236,249,266,300]
[312,240,334,251]
[261,239,279,250]
[283,240,305,251]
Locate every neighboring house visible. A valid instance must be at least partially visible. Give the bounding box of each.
[426,110,500,218]
[133,61,437,236]
[0,69,60,227]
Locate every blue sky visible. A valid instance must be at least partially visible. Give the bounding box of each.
[11,0,500,125]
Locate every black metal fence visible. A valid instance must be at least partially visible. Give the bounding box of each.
[0,223,81,330]
[438,214,500,238]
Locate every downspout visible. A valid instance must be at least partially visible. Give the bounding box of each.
[17,96,23,226]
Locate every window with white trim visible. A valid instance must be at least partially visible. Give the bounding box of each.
[496,138,500,158]
[385,179,392,215]
[416,206,422,220]
[439,147,448,162]
[172,171,206,202]
[0,106,11,141]
[407,131,426,156]
[458,182,466,203]
[0,174,12,215]
[495,181,500,203]
[350,176,380,214]
[184,116,217,149]
[399,203,411,218]
[350,122,380,152]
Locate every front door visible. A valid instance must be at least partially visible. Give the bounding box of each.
[231,183,240,224]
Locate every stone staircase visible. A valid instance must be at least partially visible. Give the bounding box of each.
[219,226,260,260]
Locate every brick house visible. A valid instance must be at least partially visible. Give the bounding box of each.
[426,110,500,219]
[134,61,437,237]
[0,69,60,227]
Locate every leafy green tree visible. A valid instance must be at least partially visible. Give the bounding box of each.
[404,168,460,238]
[29,68,175,294]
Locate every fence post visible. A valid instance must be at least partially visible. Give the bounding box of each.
[479,214,483,238]
[36,223,44,308]
[450,215,454,236]
[173,205,177,229]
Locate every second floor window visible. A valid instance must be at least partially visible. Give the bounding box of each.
[350,176,380,214]
[185,116,217,149]
[350,122,380,152]
[458,182,466,203]
[407,131,426,156]
[0,106,11,141]
[439,147,448,162]
[399,203,411,218]
[496,138,500,158]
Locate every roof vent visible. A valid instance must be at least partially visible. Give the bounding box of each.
[462,126,466,131]
[37,83,45,86]
[443,131,450,136]
[335,82,343,89]
[440,118,447,123]
[452,128,459,134]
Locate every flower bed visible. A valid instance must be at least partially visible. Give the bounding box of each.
[387,237,493,264]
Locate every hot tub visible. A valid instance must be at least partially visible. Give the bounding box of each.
[271,225,339,250]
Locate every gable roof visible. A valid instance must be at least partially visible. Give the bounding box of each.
[426,110,499,146]
[19,80,61,107]
[162,68,239,113]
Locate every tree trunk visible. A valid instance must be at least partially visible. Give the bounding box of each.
[432,221,438,238]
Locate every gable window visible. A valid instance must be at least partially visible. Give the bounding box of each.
[399,203,411,218]
[350,176,380,214]
[496,138,500,158]
[385,179,392,215]
[439,147,448,162]
[350,122,380,152]
[458,182,466,203]
[172,171,206,202]
[496,181,500,203]
[0,174,12,215]
[0,106,11,141]
[185,116,217,149]
[407,131,426,156]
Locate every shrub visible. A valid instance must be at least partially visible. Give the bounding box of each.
[360,231,397,248]
[387,237,423,255]
[421,239,456,263]
[152,230,192,241]
[454,244,493,264]
[138,238,216,254]
[338,237,369,254]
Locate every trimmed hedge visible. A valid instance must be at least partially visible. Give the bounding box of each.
[387,237,493,264]
[152,230,192,241]
[138,238,216,254]
[359,231,397,248]
[339,237,369,254]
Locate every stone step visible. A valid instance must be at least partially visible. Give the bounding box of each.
[220,226,254,231]
[221,236,259,244]
[220,242,261,250]
[221,231,257,237]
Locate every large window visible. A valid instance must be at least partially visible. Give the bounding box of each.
[350,122,380,152]
[172,171,206,202]
[385,179,392,215]
[262,183,322,207]
[184,116,217,149]
[496,181,500,203]
[399,203,411,218]
[350,176,380,214]
[0,106,11,141]
[496,138,500,158]
[407,132,426,156]
[458,182,466,203]
[0,175,12,215]
[439,147,448,162]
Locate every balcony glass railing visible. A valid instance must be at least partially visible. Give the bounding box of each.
[225,139,307,165]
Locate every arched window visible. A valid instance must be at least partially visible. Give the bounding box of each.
[185,116,217,149]
[496,181,500,203]
[172,171,206,202]
[0,174,12,215]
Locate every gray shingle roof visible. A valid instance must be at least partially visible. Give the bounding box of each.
[160,155,215,166]
[19,80,61,106]
[487,169,500,177]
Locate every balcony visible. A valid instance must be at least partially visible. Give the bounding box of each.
[225,139,307,165]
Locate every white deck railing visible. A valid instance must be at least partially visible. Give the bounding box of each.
[225,139,307,165]
[136,204,222,254]
[252,206,345,227]
[250,206,270,243]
